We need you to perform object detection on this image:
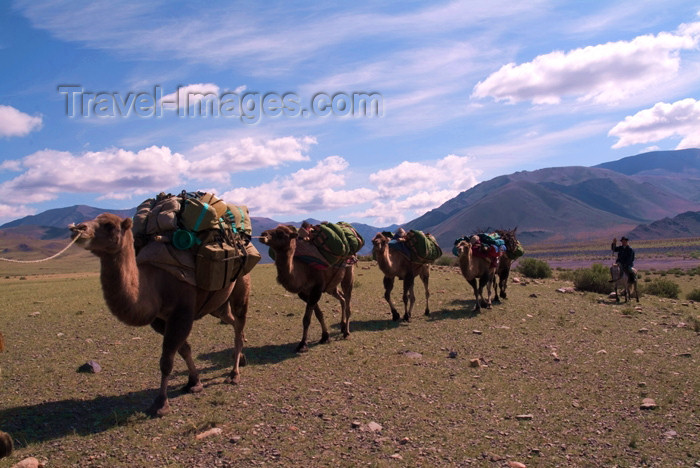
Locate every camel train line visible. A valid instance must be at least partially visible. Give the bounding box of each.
[68,191,523,416]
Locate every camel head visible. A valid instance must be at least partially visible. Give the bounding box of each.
[455,240,472,259]
[70,213,134,256]
[259,224,298,251]
[371,232,390,254]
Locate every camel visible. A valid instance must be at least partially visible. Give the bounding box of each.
[260,224,354,353]
[610,264,639,303]
[492,228,519,301]
[70,213,250,417]
[456,239,497,313]
[371,233,430,321]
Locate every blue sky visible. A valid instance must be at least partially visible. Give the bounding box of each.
[1,1,699,226]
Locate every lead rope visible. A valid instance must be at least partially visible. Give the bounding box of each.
[0,235,81,263]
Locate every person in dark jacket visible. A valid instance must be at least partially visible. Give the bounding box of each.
[611,236,636,282]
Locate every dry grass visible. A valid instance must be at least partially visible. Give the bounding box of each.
[0,261,698,467]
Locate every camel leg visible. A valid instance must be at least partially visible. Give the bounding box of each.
[339,267,354,337]
[499,266,510,299]
[314,304,330,344]
[491,274,501,304]
[150,318,202,395]
[402,274,416,322]
[419,266,430,316]
[226,275,249,385]
[468,278,481,313]
[483,273,494,309]
[383,276,400,321]
[615,284,620,303]
[150,310,196,417]
[297,287,323,353]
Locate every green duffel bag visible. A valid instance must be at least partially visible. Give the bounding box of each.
[405,230,442,264]
[337,221,364,255]
[181,193,228,232]
[312,222,351,266]
[507,241,525,260]
[223,204,253,236]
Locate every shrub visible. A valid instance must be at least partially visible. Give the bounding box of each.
[517,258,552,279]
[573,263,613,294]
[642,278,680,299]
[686,288,700,302]
[435,255,457,267]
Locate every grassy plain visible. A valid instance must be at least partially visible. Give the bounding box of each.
[0,251,698,467]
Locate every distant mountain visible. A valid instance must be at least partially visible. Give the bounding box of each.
[0,205,136,230]
[406,149,700,249]
[627,211,700,240]
[595,148,700,202]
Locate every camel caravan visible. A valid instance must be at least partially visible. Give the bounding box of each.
[69,191,524,416]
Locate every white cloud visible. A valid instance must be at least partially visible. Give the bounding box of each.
[370,155,480,198]
[0,203,35,221]
[472,24,700,105]
[0,105,42,137]
[14,1,542,71]
[1,146,188,202]
[609,98,700,149]
[187,136,315,182]
[160,83,220,110]
[355,155,481,224]
[220,156,375,217]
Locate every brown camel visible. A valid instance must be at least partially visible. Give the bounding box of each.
[70,213,250,417]
[260,224,354,353]
[492,228,518,301]
[371,233,430,321]
[456,239,497,313]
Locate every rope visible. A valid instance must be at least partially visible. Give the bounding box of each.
[0,235,81,263]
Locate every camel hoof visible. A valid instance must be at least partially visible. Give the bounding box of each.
[148,398,170,418]
[320,332,330,344]
[296,342,309,353]
[424,308,430,316]
[500,292,507,299]
[225,373,241,385]
[391,311,400,321]
[183,377,203,394]
[402,314,410,322]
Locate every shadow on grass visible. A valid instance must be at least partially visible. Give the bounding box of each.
[332,318,401,333]
[426,299,481,321]
[198,340,303,368]
[0,388,166,446]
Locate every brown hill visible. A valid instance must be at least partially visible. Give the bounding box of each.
[627,211,700,240]
[407,155,700,249]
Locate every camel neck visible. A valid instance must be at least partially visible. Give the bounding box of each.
[98,239,157,327]
[273,239,303,291]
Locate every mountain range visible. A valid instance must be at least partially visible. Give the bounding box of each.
[406,148,700,247]
[2,148,700,259]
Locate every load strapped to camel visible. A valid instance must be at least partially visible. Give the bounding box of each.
[452,232,505,259]
[132,191,260,291]
[308,221,365,267]
[452,230,524,260]
[382,229,442,264]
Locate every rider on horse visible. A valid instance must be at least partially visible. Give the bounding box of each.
[611,236,636,283]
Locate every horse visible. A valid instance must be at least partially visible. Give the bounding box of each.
[610,264,639,303]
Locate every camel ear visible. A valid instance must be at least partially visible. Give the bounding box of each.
[121,217,133,231]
